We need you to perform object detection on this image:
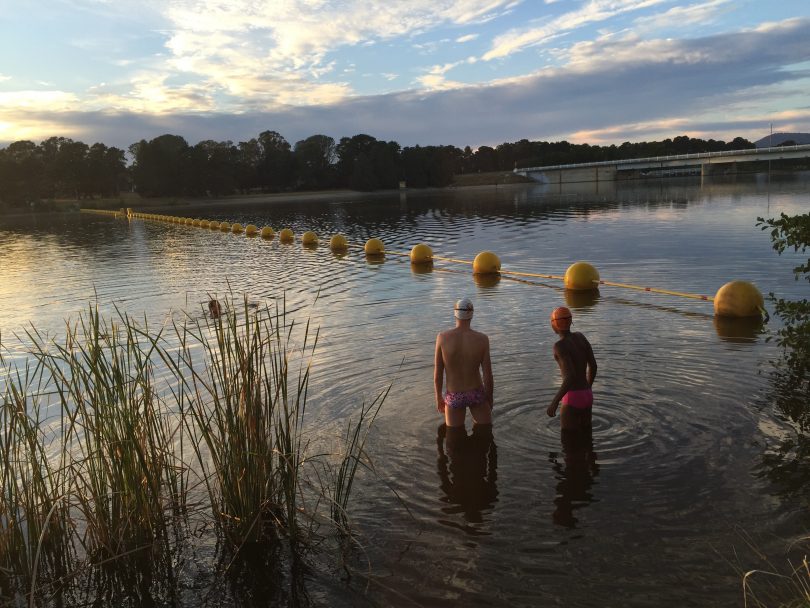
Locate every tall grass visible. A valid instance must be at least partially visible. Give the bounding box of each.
[0,296,387,605]
[165,297,318,546]
[739,533,810,608]
[0,354,73,596]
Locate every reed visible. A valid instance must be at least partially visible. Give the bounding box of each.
[0,352,73,591]
[162,296,323,548]
[330,387,389,528]
[30,306,187,558]
[741,534,810,608]
[0,296,388,604]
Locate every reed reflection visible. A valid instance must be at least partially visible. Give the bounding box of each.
[549,428,599,529]
[436,423,498,533]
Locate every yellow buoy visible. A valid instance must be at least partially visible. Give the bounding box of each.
[193,219,201,227]
[713,280,764,318]
[473,251,501,275]
[261,226,275,239]
[329,234,348,251]
[410,243,433,265]
[279,228,295,243]
[232,223,244,234]
[245,224,258,236]
[564,262,600,291]
[209,220,220,229]
[302,231,318,246]
[365,238,384,255]
[220,222,231,232]
[200,219,210,228]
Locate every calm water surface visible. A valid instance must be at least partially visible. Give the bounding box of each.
[1,174,809,606]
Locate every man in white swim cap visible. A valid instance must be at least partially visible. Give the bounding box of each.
[434,298,494,427]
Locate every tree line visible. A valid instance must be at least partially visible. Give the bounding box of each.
[0,131,759,206]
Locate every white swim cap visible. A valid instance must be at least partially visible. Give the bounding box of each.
[454,298,474,320]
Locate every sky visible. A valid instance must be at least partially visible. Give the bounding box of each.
[1,0,809,151]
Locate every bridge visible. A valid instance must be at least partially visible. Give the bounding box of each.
[514,143,810,184]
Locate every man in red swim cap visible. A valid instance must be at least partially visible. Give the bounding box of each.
[547,307,598,431]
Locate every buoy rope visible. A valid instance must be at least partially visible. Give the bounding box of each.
[113,214,724,306]
[499,269,565,281]
[432,255,474,266]
[595,280,713,302]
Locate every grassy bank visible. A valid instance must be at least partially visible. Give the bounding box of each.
[0,297,384,605]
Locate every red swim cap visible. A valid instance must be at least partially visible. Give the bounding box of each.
[550,306,572,331]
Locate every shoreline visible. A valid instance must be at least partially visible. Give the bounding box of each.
[2,167,806,218]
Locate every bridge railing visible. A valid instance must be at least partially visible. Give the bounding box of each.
[515,143,810,173]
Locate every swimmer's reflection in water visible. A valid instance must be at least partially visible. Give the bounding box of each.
[549,427,599,529]
[436,423,498,531]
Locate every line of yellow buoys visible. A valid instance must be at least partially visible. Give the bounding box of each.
[91,208,766,320]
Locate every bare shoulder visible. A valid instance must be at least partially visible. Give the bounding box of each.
[573,331,593,346]
[470,328,490,343]
[437,328,458,344]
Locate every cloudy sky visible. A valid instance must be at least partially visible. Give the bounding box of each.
[1,0,808,150]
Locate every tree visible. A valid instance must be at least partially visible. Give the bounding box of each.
[0,141,46,205]
[370,140,401,190]
[235,139,263,192]
[473,146,497,172]
[336,134,378,189]
[401,146,429,188]
[129,134,191,197]
[758,211,810,353]
[55,140,90,198]
[293,135,335,190]
[335,135,402,191]
[756,212,810,496]
[258,130,293,190]
[192,140,238,197]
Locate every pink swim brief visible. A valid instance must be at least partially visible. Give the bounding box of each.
[561,388,593,410]
[444,388,487,409]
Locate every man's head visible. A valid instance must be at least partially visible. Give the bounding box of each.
[454,298,474,321]
[550,306,572,333]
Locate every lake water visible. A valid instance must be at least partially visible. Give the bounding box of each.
[1,174,808,606]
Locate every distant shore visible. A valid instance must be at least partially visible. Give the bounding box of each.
[45,170,535,212]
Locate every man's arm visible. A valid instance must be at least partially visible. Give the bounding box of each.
[585,338,597,387]
[547,343,574,417]
[482,336,493,407]
[434,334,445,413]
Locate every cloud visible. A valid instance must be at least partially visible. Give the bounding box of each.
[483,0,667,61]
[456,33,480,43]
[0,90,79,111]
[2,17,809,149]
[153,0,519,108]
[633,0,733,31]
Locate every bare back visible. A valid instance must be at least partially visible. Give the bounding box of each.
[554,332,596,391]
[438,327,489,391]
